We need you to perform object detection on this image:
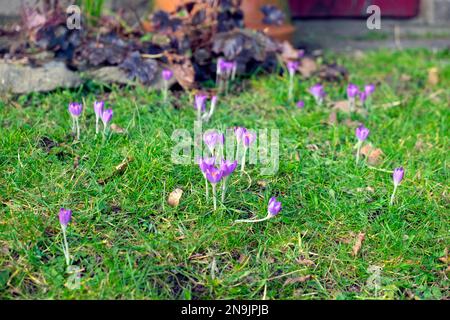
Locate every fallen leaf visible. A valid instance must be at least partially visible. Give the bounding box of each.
[306,144,319,151]
[296,257,315,266]
[167,53,195,89]
[360,144,384,165]
[343,118,360,128]
[328,110,338,125]
[111,123,126,134]
[355,186,375,193]
[73,155,80,169]
[438,248,449,264]
[351,232,365,257]
[400,74,412,82]
[298,57,317,78]
[168,188,183,207]
[283,275,312,286]
[428,67,439,86]
[257,180,267,188]
[115,157,132,172]
[280,40,299,62]
[332,100,351,113]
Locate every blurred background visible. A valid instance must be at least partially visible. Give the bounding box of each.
[1,0,449,51]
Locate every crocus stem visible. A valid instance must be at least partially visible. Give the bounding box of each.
[390,185,398,206]
[197,106,202,122]
[102,123,107,140]
[75,118,80,140]
[288,73,293,101]
[234,215,271,224]
[212,184,217,211]
[71,117,76,134]
[205,176,209,200]
[349,97,355,112]
[163,80,168,103]
[221,177,227,203]
[62,227,70,266]
[241,148,246,173]
[95,118,99,135]
[356,142,362,165]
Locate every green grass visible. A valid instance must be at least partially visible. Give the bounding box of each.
[0,49,449,300]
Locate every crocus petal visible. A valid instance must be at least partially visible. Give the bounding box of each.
[101,109,113,125]
[393,167,405,186]
[355,125,370,141]
[58,208,72,227]
[162,69,173,81]
[68,102,83,117]
[94,101,104,117]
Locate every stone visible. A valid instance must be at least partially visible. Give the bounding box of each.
[0,60,82,94]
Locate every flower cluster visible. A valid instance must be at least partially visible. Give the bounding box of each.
[346,83,376,109]
[68,100,113,140]
[195,94,218,123]
[216,58,237,94]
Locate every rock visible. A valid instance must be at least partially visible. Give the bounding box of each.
[0,60,82,94]
[85,65,176,90]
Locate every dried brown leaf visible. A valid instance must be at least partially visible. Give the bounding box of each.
[328,110,338,125]
[296,257,315,266]
[351,232,365,257]
[360,144,384,165]
[167,53,195,89]
[280,40,299,62]
[257,180,267,188]
[428,67,439,86]
[332,100,351,113]
[283,275,312,286]
[111,123,126,134]
[168,188,183,207]
[298,57,317,78]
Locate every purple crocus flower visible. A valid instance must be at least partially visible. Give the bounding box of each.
[195,94,207,112]
[242,130,256,147]
[287,61,299,75]
[296,100,305,108]
[205,166,223,184]
[220,159,238,177]
[267,197,282,217]
[393,167,405,186]
[68,102,83,117]
[203,130,223,154]
[59,208,72,227]
[198,157,215,173]
[355,125,370,142]
[162,69,173,81]
[235,127,247,144]
[365,84,376,96]
[101,108,113,126]
[298,49,305,58]
[94,101,104,117]
[309,83,326,103]
[347,83,359,99]
[359,91,368,104]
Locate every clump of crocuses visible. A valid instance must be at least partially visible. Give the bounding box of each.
[162,69,173,103]
[390,167,405,205]
[355,124,370,164]
[59,208,72,266]
[347,83,359,112]
[101,108,113,139]
[235,196,282,223]
[235,127,256,173]
[93,101,104,135]
[359,83,376,108]
[198,157,237,211]
[68,102,83,140]
[309,83,326,106]
[216,58,236,94]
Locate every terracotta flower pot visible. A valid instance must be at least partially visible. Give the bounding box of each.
[153,0,295,42]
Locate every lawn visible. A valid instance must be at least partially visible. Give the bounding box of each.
[0,48,449,300]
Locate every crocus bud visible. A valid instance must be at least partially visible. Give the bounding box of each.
[162,69,173,81]
[393,167,404,186]
[355,124,370,142]
[94,101,104,118]
[101,109,113,126]
[296,100,305,108]
[59,208,72,228]
[194,94,207,112]
[235,127,247,144]
[287,61,299,75]
[268,197,282,217]
[205,166,223,184]
[203,130,223,153]
[243,130,256,147]
[68,102,83,117]
[309,83,326,100]
[220,159,237,177]
[347,83,359,99]
[365,84,376,96]
[359,91,368,104]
